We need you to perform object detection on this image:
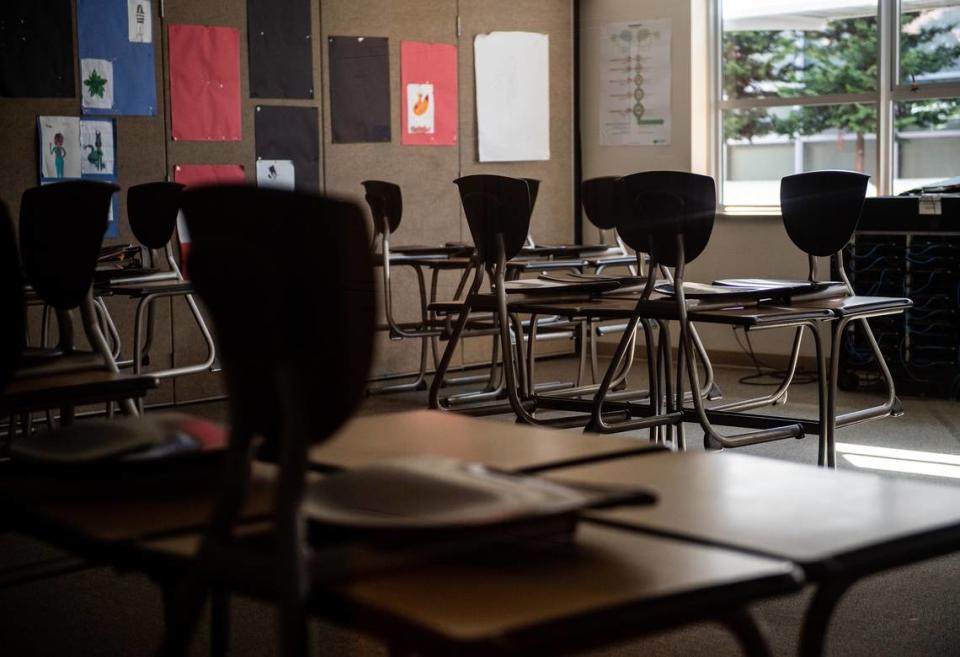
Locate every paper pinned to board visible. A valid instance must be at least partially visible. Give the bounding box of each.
[0,0,75,97]
[77,0,157,115]
[247,0,313,98]
[328,36,391,143]
[401,41,458,146]
[168,24,242,141]
[173,164,246,275]
[255,105,319,192]
[256,160,296,190]
[474,31,550,162]
[80,119,116,175]
[39,116,82,180]
[599,19,672,146]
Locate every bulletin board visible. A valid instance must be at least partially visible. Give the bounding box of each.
[0,0,573,385]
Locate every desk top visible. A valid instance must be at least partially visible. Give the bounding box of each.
[309,410,662,474]
[546,451,960,576]
[0,371,158,415]
[329,523,799,653]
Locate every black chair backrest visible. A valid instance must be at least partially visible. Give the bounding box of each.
[127,182,185,250]
[780,170,870,257]
[19,180,118,310]
[454,175,532,266]
[181,185,376,451]
[523,178,541,217]
[581,177,621,230]
[0,202,25,391]
[616,171,716,268]
[361,180,403,236]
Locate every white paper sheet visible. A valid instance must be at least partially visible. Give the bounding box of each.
[256,160,295,190]
[599,19,671,146]
[39,116,82,179]
[406,83,435,135]
[474,31,550,162]
[128,0,152,43]
[80,119,115,175]
[81,58,114,110]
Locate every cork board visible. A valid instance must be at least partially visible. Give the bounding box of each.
[0,0,574,392]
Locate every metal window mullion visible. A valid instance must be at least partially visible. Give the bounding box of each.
[878,0,895,196]
[710,0,723,206]
[719,93,878,111]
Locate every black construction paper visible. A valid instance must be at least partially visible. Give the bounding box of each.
[255,105,320,192]
[328,36,391,144]
[0,0,75,97]
[247,0,313,99]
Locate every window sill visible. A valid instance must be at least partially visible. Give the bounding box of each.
[718,206,782,220]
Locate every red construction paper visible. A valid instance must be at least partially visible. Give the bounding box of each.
[168,24,242,141]
[173,164,246,275]
[401,41,457,146]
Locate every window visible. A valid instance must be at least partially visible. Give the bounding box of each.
[716,1,960,211]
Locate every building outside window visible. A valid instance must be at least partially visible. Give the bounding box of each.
[717,0,960,211]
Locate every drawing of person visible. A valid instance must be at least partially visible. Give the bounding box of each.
[50,132,66,178]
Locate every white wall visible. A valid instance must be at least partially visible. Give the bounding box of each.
[580,0,812,360]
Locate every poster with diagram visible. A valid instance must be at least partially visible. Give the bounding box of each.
[600,19,671,146]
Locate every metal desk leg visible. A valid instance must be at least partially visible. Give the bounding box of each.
[720,609,774,657]
[799,579,854,657]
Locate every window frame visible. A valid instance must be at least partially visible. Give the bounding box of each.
[712,0,960,213]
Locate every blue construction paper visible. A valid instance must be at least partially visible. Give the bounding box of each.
[77,0,157,116]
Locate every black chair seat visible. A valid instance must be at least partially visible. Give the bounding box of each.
[508,258,588,272]
[93,266,164,284]
[504,277,620,296]
[795,295,913,318]
[110,280,194,297]
[584,254,637,268]
[14,351,108,379]
[392,244,474,257]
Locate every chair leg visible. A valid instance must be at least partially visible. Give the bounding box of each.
[210,590,230,657]
[157,578,208,657]
[429,304,473,410]
[719,610,773,657]
[798,579,854,657]
[279,600,308,657]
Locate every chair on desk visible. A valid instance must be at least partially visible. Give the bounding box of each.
[361,180,473,393]
[507,172,837,457]
[429,175,604,417]
[12,181,144,423]
[100,182,217,408]
[0,198,158,442]
[717,170,912,466]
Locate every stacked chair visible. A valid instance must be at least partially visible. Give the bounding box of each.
[361,180,475,393]
[472,170,910,467]
[429,175,622,418]
[96,182,217,409]
[7,181,145,429]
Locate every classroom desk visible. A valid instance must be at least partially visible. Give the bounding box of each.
[0,371,158,417]
[544,451,960,657]
[0,450,799,657]
[309,410,663,473]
